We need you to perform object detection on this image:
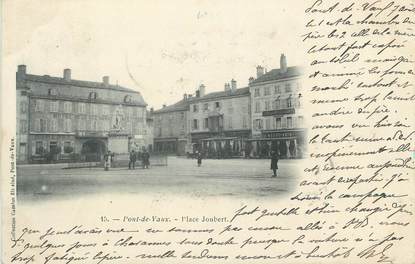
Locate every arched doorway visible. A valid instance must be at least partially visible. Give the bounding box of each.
[81,140,106,162]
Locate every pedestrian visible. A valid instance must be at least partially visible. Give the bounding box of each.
[129,150,137,169]
[104,150,111,171]
[142,149,150,169]
[197,151,202,167]
[270,150,279,177]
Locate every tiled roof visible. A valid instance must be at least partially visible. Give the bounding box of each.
[192,87,250,102]
[153,99,191,113]
[24,74,140,94]
[250,66,303,85]
[153,87,250,114]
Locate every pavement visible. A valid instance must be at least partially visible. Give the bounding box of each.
[17,157,301,203]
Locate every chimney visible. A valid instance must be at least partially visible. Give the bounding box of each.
[256,65,264,78]
[183,93,188,100]
[63,68,71,81]
[17,65,27,75]
[199,84,206,97]
[248,77,254,84]
[224,83,230,91]
[196,90,200,97]
[280,54,287,73]
[231,79,237,91]
[103,76,110,86]
[162,104,166,108]
[17,65,27,80]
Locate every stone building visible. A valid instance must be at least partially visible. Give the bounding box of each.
[248,54,305,158]
[152,96,195,155]
[16,65,147,163]
[187,82,251,158]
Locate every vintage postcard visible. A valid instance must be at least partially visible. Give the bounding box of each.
[1,0,414,263]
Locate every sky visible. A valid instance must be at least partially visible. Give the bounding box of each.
[3,0,306,109]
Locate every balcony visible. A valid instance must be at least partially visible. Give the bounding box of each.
[262,108,295,117]
[75,130,109,138]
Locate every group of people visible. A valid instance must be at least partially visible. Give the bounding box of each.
[103,149,150,171]
[128,149,150,170]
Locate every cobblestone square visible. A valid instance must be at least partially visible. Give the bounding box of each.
[17,157,301,203]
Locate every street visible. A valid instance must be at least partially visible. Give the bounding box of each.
[17,157,301,203]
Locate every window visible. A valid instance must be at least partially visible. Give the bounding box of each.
[228,118,233,129]
[49,141,58,153]
[193,104,199,112]
[273,98,281,110]
[264,87,271,96]
[203,118,208,129]
[48,88,57,96]
[92,120,97,131]
[63,102,72,113]
[298,116,304,127]
[78,119,85,130]
[102,105,109,115]
[265,118,271,130]
[215,102,220,109]
[254,119,263,130]
[255,101,261,113]
[287,117,293,128]
[78,103,86,114]
[35,99,44,112]
[285,83,292,93]
[20,122,27,134]
[20,102,27,113]
[276,117,282,129]
[34,119,40,132]
[50,101,59,112]
[193,119,199,130]
[124,95,132,103]
[287,97,292,108]
[64,141,74,154]
[242,116,247,128]
[40,119,47,132]
[51,119,58,132]
[64,119,72,132]
[254,88,260,97]
[89,92,98,100]
[19,143,26,157]
[297,93,302,108]
[203,103,209,111]
[265,100,270,111]
[35,141,43,155]
[274,85,281,94]
[91,104,98,115]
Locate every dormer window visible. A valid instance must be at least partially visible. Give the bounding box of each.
[89,92,98,100]
[48,88,57,96]
[124,95,132,103]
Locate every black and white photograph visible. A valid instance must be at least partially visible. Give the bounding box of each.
[12,1,306,202]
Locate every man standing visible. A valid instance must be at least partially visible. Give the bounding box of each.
[270,150,279,177]
[197,151,202,167]
[104,150,111,171]
[142,149,150,169]
[129,150,137,169]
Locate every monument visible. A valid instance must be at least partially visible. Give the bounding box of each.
[108,105,130,154]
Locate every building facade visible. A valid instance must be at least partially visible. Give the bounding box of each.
[16,65,147,163]
[152,97,193,155]
[187,82,251,158]
[248,54,305,158]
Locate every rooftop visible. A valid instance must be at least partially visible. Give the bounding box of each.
[23,74,140,94]
[153,87,250,114]
[250,66,303,85]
